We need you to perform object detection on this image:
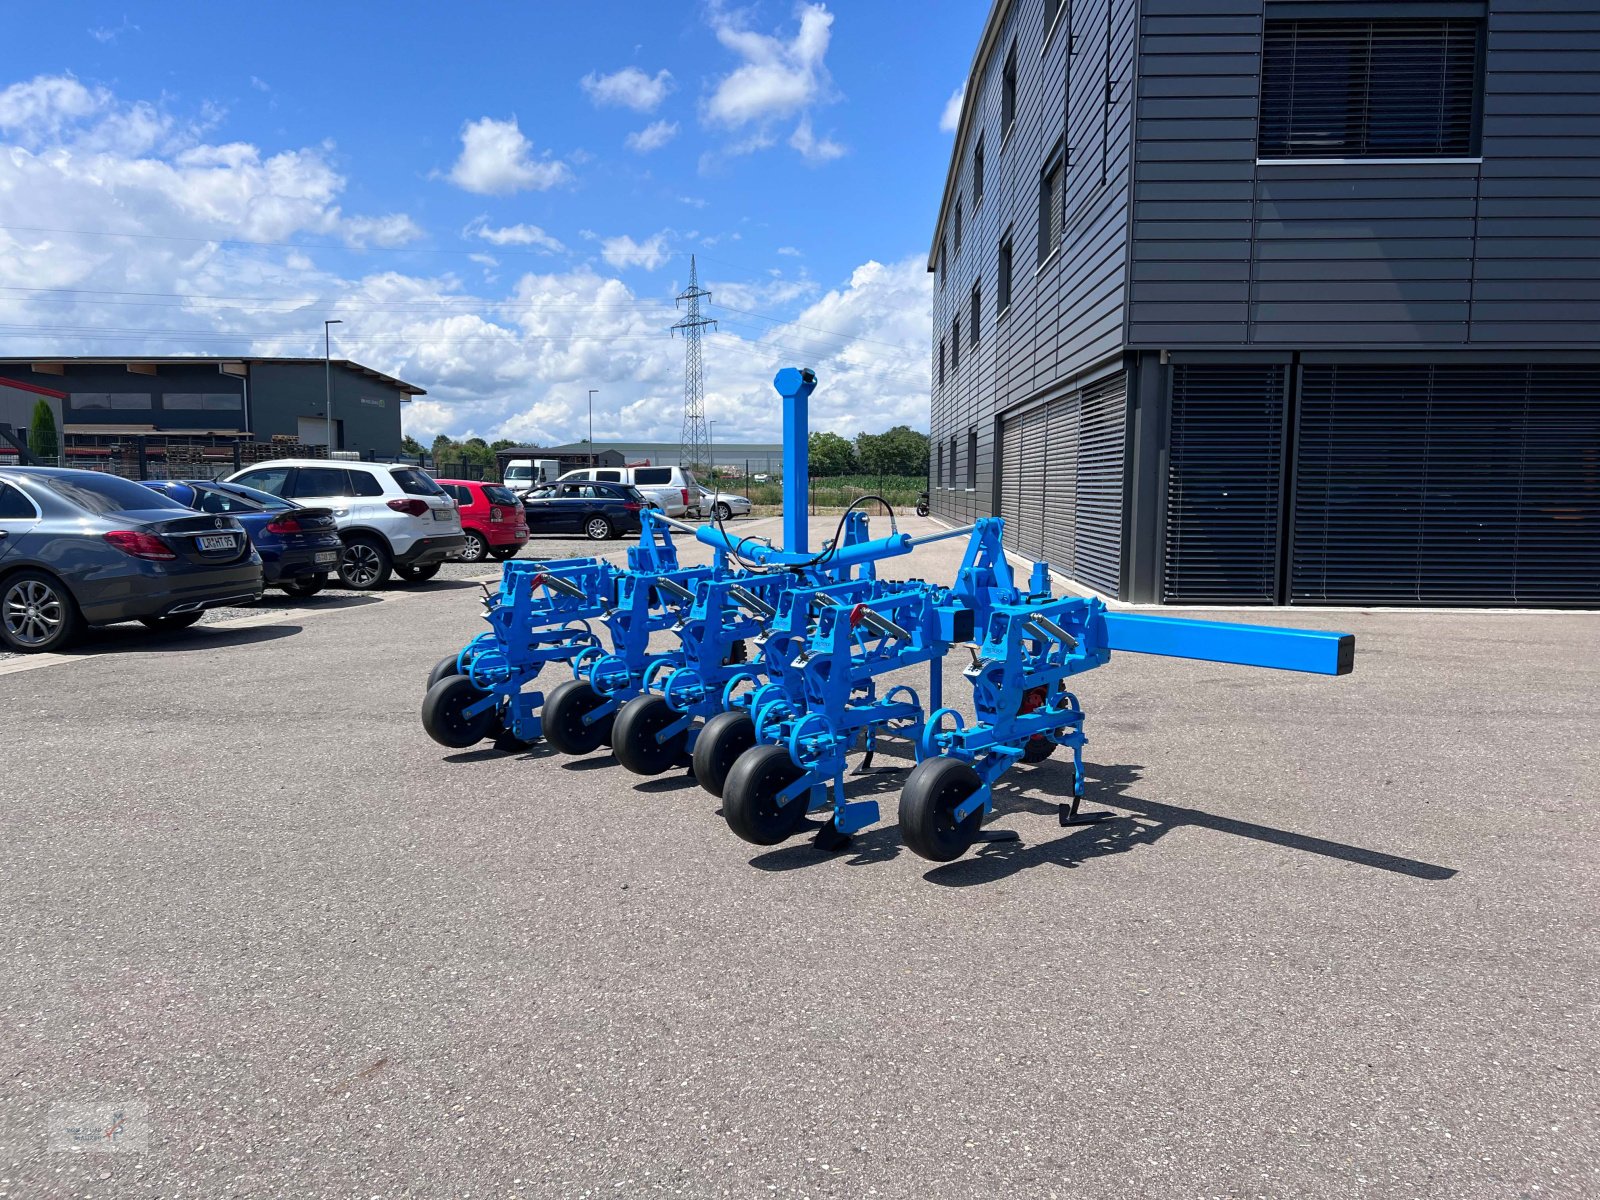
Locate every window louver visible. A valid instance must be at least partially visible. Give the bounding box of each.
[1164,364,1288,604]
[1260,19,1482,159]
[1291,365,1600,606]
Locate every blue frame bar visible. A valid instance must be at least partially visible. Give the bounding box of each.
[1102,612,1354,676]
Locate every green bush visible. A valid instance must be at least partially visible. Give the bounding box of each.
[28,400,58,461]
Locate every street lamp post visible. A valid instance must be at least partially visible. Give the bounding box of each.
[587,389,597,467]
[324,319,343,455]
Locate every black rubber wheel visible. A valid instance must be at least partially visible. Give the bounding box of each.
[338,536,392,590]
[0,570,81,654]
[584,515,613,541]
[395,562,441,583]
[722,744,811,845]
[421,675,497,749]
[427,653,462,691]
[692,710,757,798]
[1022,735,1057,764]
[712,502,732,522]
[281,573,327,598]
[611,694,689,776]
[490,545,520,561]
[899,757,986,863]
[139,611,205,632]
[458,530,489,562]
[542,679,615,755]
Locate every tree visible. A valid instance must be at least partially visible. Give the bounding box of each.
[808,430,857,477]
[854,425,929,477]
[490,438,518,452]
[401,434,424,455]
[28,399,58,462]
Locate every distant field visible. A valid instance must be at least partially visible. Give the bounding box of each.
[717,474,926,511]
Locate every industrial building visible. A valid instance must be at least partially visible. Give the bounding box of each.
[929,0,1599,606]
[0,356,421,462]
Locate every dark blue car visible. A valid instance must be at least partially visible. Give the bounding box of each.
[141,480,342,596]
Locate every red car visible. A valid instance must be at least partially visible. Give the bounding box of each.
[436,479,528,563]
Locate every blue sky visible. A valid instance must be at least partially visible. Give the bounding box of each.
[0,2,987,444]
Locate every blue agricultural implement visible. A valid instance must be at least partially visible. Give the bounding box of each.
[421,365,1354,867]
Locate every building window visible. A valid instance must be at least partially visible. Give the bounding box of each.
[973,132,985,206]
[970,282,981,346]
[966,428,977,490]
[164,393,243,411]
[71,393,151,410]
[949,435,959,489]
[1259,19,1483,159]
[1038,142,1065,262]
[1001,46,1017,139]
[998,232,1014,313]
[952,318,961,370]
[939,338,946,386]
[954,197,963,255]
[937,440,945,489]
[1044,0,1065,44]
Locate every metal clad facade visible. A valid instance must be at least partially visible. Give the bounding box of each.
[930,0,1137,582]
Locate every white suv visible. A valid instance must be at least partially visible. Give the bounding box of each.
[558,465,700,517]
[225,460,464,589]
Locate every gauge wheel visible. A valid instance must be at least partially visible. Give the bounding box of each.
[542,679,616,755]
[585,515,614,541]
[692,710,757,798]
[427,653,462,691]
[421,676,497,749]
[338,536,392,590]
[899,757,986,863]
[0,571,81,654]
[611,694,689,775]
[722,744,811,845]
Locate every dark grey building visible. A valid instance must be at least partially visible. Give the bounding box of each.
[0,356,422,458]
[930,0,1600,606]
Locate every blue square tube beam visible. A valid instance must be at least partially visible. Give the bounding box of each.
[1101,612,1354,676]
[776,367,816,556]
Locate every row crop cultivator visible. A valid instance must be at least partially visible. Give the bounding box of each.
[421,367,1354,863]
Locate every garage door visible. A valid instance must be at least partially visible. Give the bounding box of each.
[997,373,1126,597]
[1290,364,1600,606]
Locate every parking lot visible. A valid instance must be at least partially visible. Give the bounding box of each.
[2,513,1596,1198]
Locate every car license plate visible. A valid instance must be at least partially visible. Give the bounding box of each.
[433,508,453,521]
[197,535,235,551]
[314,551,338,565]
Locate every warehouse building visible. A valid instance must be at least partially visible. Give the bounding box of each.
[930,0,1599,606]
[0,356,421,460]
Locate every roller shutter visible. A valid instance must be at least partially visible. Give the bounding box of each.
[1042,393,1079,575]
[1290,364,1600,606]
[1074,376,1127,597]
[1164,364,1289,603]
[1014,405,1049,563]
[998,411,1025,557]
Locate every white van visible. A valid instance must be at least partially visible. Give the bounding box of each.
[502,458,561,492]
[558,465,700,517]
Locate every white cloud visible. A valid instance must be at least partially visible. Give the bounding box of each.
[789,116,845,162]
[445,116,570,195]
[600,232,671,271]
[625,119,678,153]
[580,67,674,112]
[0,76,110,140]
[702,3,844,163]
[940,82,966,134]
[0,75,929,449]
[464,217,565,253]
[776,246,802,257]
[249,76,271,93]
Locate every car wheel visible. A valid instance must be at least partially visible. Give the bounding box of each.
[395,563,441,583]
[458,530,489,562]
[0,571,82,653]
[585,515,613,541]
[281,573,327,598]
[139,612,205,633]
[713,502,732,522]
[338,536,392,590]
[490,545,520,561]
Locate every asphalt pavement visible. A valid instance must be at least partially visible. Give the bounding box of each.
[1,514,1596,1198]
